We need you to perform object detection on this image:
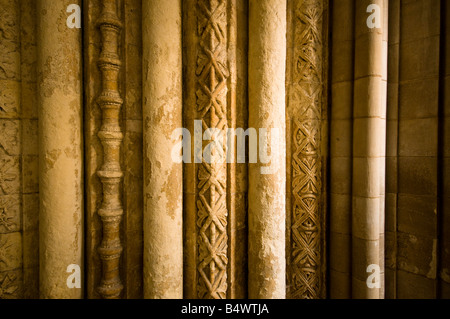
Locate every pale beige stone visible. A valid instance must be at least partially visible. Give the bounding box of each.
[142,0,183,299]
[248,0,286,299]
[351,0,388,299]
[37,0,83,299]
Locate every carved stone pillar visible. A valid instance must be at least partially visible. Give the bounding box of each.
[142,0,183,299]
[352,0,387,299]
[95,0,124,299]
[248,0,287,299]
[286,0,328,299]
[85,0,142,299]
[37,0,83,299]
[183,0,247,299]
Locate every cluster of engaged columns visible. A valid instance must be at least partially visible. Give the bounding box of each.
[330,0,388,299]
[31,0,310,299]
[28,0,427,300]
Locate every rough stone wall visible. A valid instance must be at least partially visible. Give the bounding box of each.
[385,0,449,299]
[0,0,39,299]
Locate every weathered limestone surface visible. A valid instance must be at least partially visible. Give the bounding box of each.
[1,0,449,301]
[37,0,83,299]
[142,0,183,299]
[0,0,39,300]
[286,0,328,299]
[248,0,287,299]
[0,0,23,300]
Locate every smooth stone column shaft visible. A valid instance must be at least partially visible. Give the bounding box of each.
[37,0,83,299]
[248,0,287,299]
[142,0,183,299]
[352,0,387,299]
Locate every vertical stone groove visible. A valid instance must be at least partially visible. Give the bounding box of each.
[195,0,229,299]
[287,0,326,299]
[329,0,354,299]
[96,0,124,299]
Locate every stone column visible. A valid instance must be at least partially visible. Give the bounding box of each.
[142,0,183,299]
[286,0,328,299]
[248,0,286,299]
[352,0,387,299]
[329,0,354,299]
[96,0,124,299]
[183,0,247,299]
[37,0,83,299]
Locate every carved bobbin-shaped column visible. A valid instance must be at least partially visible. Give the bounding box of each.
[96,0,124,299]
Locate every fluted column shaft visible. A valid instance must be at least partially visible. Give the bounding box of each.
[37,0,83,299]
[142,0,183,299]
[248,0,287,299]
